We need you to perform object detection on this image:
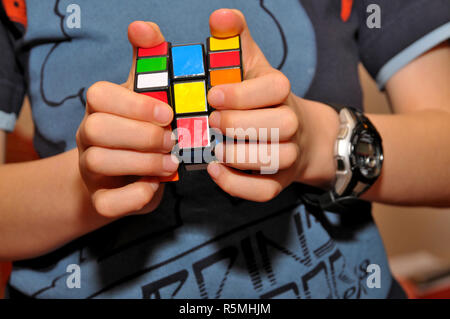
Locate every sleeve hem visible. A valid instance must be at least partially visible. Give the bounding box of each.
[0,110,17,132]
[376,22,450,90]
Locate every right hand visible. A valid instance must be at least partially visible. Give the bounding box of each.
[76,21,179,218]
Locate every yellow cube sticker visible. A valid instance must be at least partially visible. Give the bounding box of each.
[174,81,207,114]
[209,36,240,51]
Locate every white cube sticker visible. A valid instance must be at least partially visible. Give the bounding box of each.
[137,72,168,89]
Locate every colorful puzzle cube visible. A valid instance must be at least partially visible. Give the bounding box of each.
[133,35,243,182]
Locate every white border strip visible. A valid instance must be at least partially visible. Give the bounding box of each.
[0,110,17,132]
[376,22,450,89]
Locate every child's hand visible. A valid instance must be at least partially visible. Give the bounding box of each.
[207,9,340,202]
[76,21,178,217]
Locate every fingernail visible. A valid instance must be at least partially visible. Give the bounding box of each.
[147,22,158,31]
[209,111,221,128]
[208,89,225,107]
[139,177,160,191]
[146,22,163,37]
[163,154,179,172]
[207,162,221,179]
[148,180,160,191]
[153,104,172,124]
[163,130,175,151]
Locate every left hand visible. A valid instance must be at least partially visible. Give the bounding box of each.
[207,9,340,202]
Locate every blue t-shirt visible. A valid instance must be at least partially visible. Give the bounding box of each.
[0,0,449,298]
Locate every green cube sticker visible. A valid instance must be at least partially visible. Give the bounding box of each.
[136,57,167,73]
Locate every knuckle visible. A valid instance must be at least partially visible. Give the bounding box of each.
[83,147,103,173]
[82,113,102,145]
[92,192,112,217]
[149,125,164,147]
[233,86,245,107]
[146,153,163,174]
[281,107,299,139]
[134,94,153,120]
[133,183,154,211]
[135,94,148,112]
[263,183,282,202]
[273,72,291,101]
[221,112,236,131]
[86,81,108,109]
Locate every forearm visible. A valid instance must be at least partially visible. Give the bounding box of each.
[0,148,113,261]
[0,131,5,163]
[363,110,450,206]
[298,102,450,207]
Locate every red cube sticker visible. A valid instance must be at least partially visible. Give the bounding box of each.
[176,116,209,148]
[140,91,168,104]
[138,42,169,57]
[209,51,241,68]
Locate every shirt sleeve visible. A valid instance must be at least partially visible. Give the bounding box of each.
[357,0,450,89]
[0,9,26,132]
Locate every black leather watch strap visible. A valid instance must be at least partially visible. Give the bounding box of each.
[299,190,370,214]
[298,104,382,214]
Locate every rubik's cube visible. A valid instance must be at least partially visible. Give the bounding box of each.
[134,35,243,182]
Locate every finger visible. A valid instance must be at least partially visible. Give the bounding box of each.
[81,146,179,177]
[209,105,298,141]
[92,177,161,217]
[124,21,165,87]
[128,21,165,48]
[214,142,298,172]
[209,9,272,74]
[79,112,174,152]
[207,162,292,202]
[86,81,173,126]
[207,70,290,110]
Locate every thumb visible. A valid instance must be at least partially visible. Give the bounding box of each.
[124,21,165,87]
[209,9,272,77]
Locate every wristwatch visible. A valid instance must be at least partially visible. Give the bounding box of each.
[300,106,384,214]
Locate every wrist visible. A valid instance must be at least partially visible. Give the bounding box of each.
[294,98,339,189]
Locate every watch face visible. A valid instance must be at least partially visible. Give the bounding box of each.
[351,132,383,179]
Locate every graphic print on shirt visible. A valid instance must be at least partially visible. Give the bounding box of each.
[27,200,387,299]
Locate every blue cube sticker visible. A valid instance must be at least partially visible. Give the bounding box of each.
[171,44,205,78]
